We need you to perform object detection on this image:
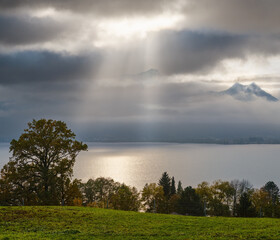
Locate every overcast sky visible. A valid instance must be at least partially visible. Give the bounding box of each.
[1,0,280,141]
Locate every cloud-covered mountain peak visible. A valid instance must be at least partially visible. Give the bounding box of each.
[126,68,160,81]
[247,82,262,92]
[136,69,160,79]
[229,82,247,93]
[221,82,278,102]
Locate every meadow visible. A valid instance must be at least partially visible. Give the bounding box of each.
[1,206,280,239]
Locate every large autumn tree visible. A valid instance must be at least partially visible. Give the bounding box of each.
[0,119,87,205]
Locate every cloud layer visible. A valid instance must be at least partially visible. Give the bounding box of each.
[0,0,280,141]
[0,0,175,16]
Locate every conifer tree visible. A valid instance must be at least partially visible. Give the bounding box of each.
[177,181,183,195]
[158,172,171,198]
[171,177,176,195]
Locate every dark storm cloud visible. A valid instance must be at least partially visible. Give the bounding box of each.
[1,29,280,84]
[0,50,103,85]
[0,0,173,16]
[153,30,246,75]
[150,30,280,75]
[0,15,68,45]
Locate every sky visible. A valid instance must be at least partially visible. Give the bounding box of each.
[1,0,280,141]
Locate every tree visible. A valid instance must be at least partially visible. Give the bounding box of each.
[177,181,183,195]
[231,179,253,216]
[83,178,96,204]
[263,181,279,204]
[176,186,204,216]
[1,119,87,205]
[262,181,279,217]
[110,184,141,211]
[64,178,83,206]
[83,177,120,207]
[141,183,166,213]
[158,172,171,198]
[196,180,235,216]
[211,180,235,216]
[171,177,176,195]
[252,189,269,217]
[237,192,256,217]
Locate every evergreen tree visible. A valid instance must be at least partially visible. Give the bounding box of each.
[158,172,171,198]
[171,177,176,195]
[177,181,183,195]
[176,186,204,216]
[237,192,256,217]
[262,181,279,217]
[263,181,279,205]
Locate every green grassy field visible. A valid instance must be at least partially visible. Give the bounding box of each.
[1,206,280,239]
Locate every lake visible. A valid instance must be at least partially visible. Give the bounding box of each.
[1,143,280,190]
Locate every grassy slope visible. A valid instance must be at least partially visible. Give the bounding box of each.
[0,207,280,239]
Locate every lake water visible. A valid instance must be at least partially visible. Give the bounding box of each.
[1,143,280,190]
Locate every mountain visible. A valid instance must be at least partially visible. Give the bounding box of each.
[137,69,159,79]
[220,82,278,102]
[127,68,160,81]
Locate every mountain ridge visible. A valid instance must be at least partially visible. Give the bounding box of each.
[220,82,278,102]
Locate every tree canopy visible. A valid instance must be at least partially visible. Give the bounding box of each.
[0,119,87,205]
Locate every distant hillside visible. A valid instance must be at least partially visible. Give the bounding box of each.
[1,206,280,239]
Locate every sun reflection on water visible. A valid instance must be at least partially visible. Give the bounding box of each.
[96,155,135,184]
[75,150,149,187]
[74,143,280,190]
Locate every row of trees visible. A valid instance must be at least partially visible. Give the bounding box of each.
[148,172,280,217]
[0,119,279,218]
[2,166,280,218]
